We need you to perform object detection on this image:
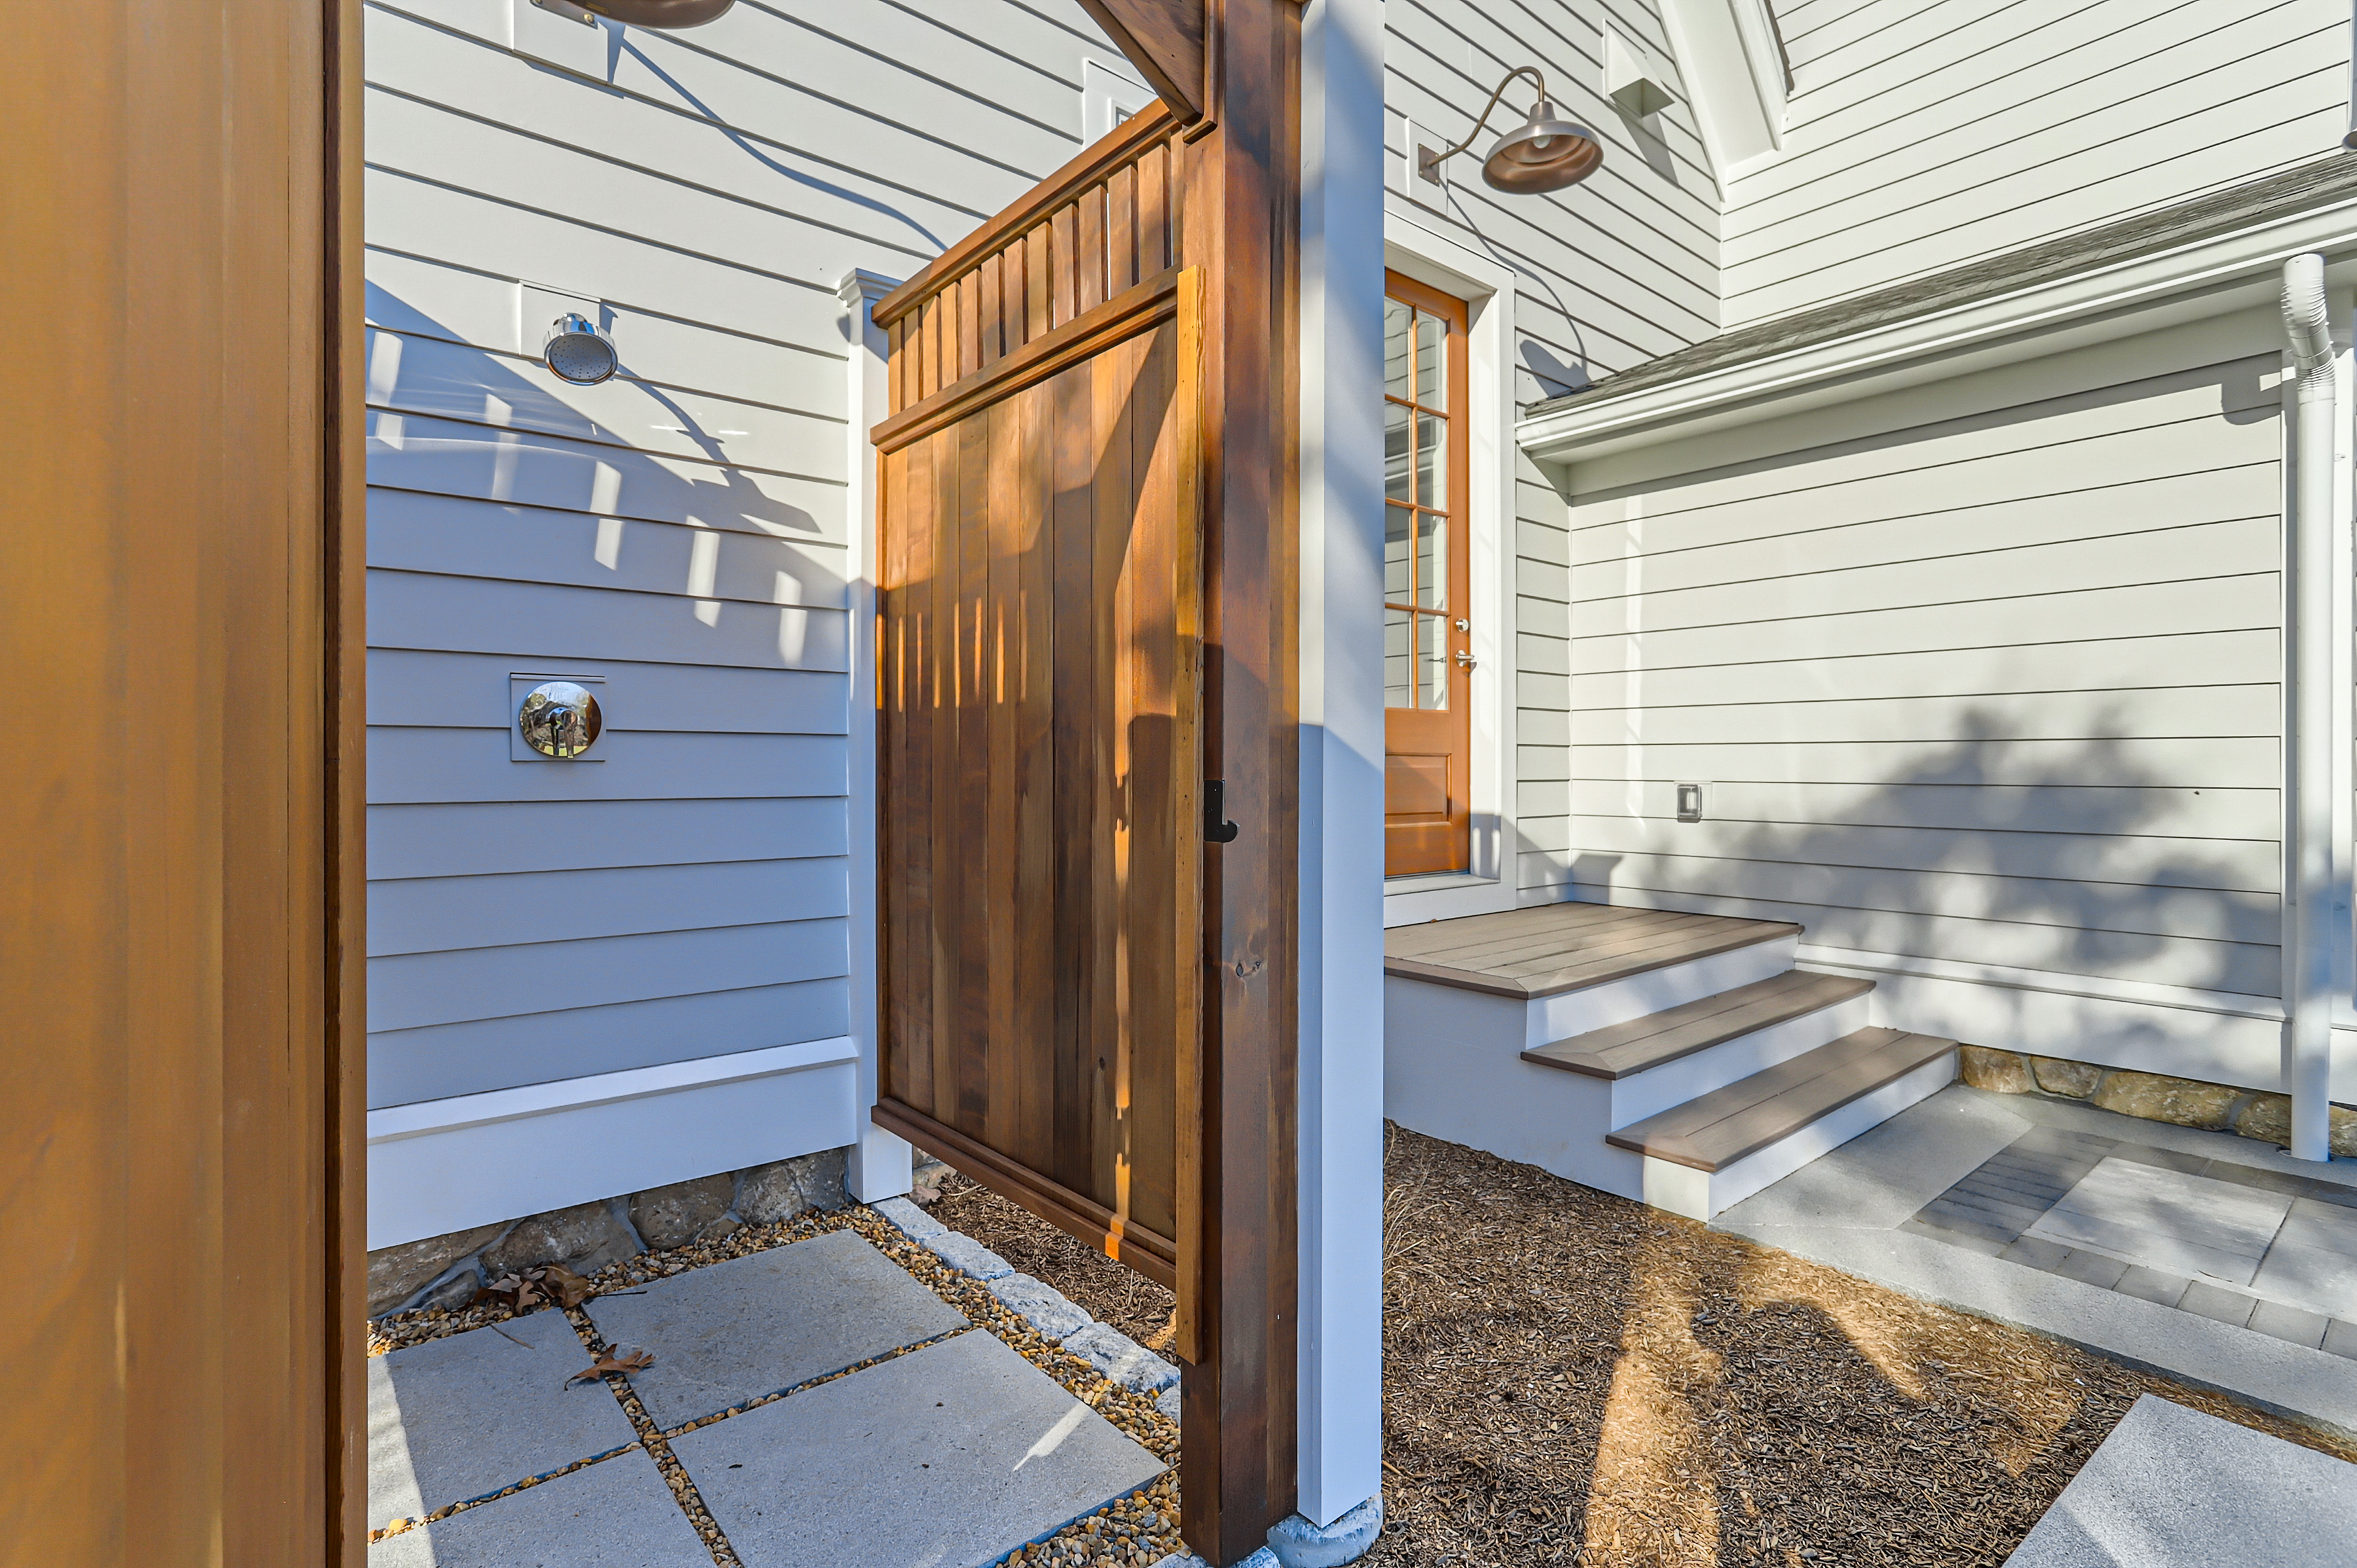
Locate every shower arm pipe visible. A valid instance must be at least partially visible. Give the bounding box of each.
[2280,251,2339,1164]
[1419,66,1550,181]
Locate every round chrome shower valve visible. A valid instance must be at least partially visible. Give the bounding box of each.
[518,680,604,758]
[543,312,619,386]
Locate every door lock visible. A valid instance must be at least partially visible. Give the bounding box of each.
[1454,649,1477,670]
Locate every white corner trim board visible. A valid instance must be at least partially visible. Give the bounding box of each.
[367,1036,860,1249]
[1518,191,2357,464]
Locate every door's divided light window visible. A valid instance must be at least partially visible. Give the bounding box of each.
[1383,272,1472,877]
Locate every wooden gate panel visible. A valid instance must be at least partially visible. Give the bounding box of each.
[875,264,1201,1286]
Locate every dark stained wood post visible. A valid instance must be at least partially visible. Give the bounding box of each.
[1178,0,1304,1560]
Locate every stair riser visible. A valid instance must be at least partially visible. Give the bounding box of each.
[1640,1048,1959,1222]
[1522,935,1799,1049]
[1607,993,1875,1129]
[1385,976,1648,1200]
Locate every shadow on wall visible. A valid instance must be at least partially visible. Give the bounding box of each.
[362,282,847,615]
[1576,711,2282,1053]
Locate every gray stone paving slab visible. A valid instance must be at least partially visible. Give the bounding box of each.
[2282,1197,2357,1259]
[367,1449,709,1568]
[2003,1394,2357,1567]
[2176,1281,2257,1328]
[2247,1300,2330,1350]
[2053,1250,2127,1290]
[585,1228,964,1431]
[2328,1318,2357,1358]
[672,1330,1163,1568]
[2113,1266,2190,1307]
[369,1309,638,1529]
[1999,1237,2072,1271]
[2025,1159,2288,1284]
[2248,1237,2357,1320]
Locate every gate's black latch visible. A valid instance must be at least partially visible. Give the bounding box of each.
[1205,779,1239,843]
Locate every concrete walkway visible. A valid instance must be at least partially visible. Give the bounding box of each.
[1717,1084,2357,1438]
[369,1214,1172,1568]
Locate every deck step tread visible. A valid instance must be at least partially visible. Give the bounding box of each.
[1605,1027,1958,1173]
[1385,903,1799,1000]
[1522,971,1875,1080]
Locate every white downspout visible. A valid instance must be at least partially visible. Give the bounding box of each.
[2282,253,2337,1163]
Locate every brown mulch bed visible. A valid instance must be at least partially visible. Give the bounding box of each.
[939,1125,2357,1568]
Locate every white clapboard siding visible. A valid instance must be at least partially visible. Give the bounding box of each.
[367,649,847,733]
[1560,341,2289,998]
[369,490,849,611]
[1571,778,2284,844]
[1723,0,2348,319]
[370,797,849,879]
[368,977,849,1106]
[369,918,849,1034]
[368,858,849,956]
[369,572,850,672]
[1534,873,2282,998]
[1570,628,2282,709]
[368,730,845,805]
[367,327,845,478]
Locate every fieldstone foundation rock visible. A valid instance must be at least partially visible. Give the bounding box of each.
[367,1222,508,1317]
[630,1173,735,1250]
[2030,1055,2103,1099]
[1953,1048,2356,1158]
[368,1146,853,1321]
[736,1147,849,1226]
[2091,1069,2237,1130]
[1959,1046,2034,1095]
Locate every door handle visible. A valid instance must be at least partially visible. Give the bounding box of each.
[1454,649,1477,670]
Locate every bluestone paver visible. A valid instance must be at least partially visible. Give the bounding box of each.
[2326,1319,2357,1359]
[2053,1250,2127,1290]
[2003,1395,2357,1567]
[2246,1300,2330,1350]
[2176,1281,2257,1329]
[367,1449,708,1568]
[369,1309,638,1528]
[672,1330,1164,1568]
[1998,1237,2072,1271]
[585,1229,964,1430]
[2111,1266,2189,1308]
[2249,1238,2357,1321]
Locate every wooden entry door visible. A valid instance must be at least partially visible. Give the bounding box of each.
[1383,271,1472,875]
[871,249,1205,1297]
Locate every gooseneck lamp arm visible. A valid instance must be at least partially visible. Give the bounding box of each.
[1419,66,1550,183]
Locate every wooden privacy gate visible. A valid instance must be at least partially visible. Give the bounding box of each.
[868,29,1304,1555]
[869,234,1206,1295]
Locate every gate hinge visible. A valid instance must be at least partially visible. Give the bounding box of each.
[1205,779,1239,843]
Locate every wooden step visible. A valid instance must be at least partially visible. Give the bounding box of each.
[1384,902,1799,999]
[1521,970,1874,1080]
[1605,1027,1958,1173]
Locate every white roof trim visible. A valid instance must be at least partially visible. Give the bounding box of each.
[1518,191,2357,466]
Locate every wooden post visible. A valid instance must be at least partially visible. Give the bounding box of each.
[1179,0,1304,1560]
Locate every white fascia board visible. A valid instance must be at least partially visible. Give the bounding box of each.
[1518,196,2357,467]
[1660,0,1783,180]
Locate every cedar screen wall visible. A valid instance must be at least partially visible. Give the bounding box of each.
[871,109,1203,1291]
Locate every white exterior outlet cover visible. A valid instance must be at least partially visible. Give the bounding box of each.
[512,0,610,80]
[1604,27,1675,119]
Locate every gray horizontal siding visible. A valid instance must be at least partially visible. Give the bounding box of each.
[365,0,1123,1106]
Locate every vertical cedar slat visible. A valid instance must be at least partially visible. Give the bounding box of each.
[1168,266,1206,1364]
[1079,181,1109,314]
[1012,378,1057,1169]
[888,318,906,412]
[955,412,993,1131]
[1139,142,1169,276]
[917,295,940,401]
[890,441,933,1111]
[1050,202,1080,329]
[1125,320,1178,1244]
[982,393,1019,1150]
[1108,162,1139,296]
[928,424,962,1118]
[1027,221,1053,343]
[1048,352,1095,1199]
[956,271,981,383]
[978,252,1004,369]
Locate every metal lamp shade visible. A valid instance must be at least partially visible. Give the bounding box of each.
[573,0,733,24]
[1480,98,1603,194]
[543,313,619,386]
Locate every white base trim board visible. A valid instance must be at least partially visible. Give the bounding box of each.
[367,1037,860,1249]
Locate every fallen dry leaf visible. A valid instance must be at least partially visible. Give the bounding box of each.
[478,1273,542,1311]
[566,1347,654,1387]
[539,1263,594,1307]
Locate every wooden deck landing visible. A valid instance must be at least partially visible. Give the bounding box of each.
[1383,902,1800,1000]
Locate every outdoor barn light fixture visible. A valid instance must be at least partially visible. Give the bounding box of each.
[1419,67,1602,194]
[518,680,604,758]
[540,0,733,26]
[542,312,619,386]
